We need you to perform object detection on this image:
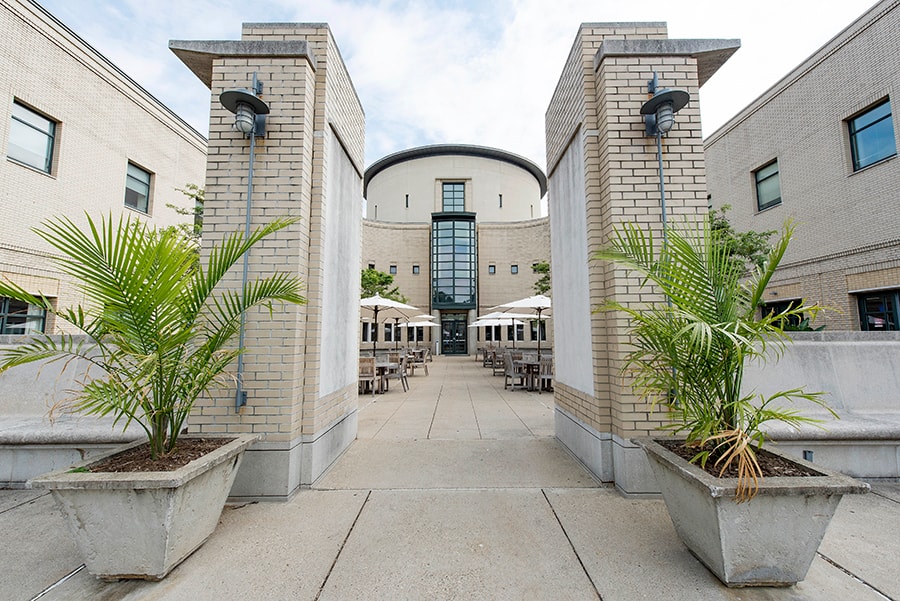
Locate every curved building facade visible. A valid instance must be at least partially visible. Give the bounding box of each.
[362,144,551,355]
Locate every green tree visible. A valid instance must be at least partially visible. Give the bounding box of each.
[532,261,551,295]
[0,214,305,459]
[709,205,776,275]
[165,183,204,249]
[361,267,407,302]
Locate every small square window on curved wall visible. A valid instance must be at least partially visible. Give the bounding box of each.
[849,99,897,171]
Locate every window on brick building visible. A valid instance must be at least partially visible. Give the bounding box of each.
[389,264,397,275]
[0,297,46,335]
[761,299,803,329]
[8,101,57,174]
[530,319,546,341]
[754,160,781,211]
[488,264,496,275]
[849,99,897,171]
[124,162,152,213]
[857,291,899,331]
[412,264,420,275]
[511,264,518,275]
[361,322,374,343]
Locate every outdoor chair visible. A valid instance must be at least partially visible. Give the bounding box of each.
[409,348,428,376]
[384,354,409,392]
[358,356,377,396]
[538,356,554,393]
[504,350,527,390]
[491,350,506,376]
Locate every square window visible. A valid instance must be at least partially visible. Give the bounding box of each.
[412,265,420,275]
[849,99,897,171]
[368,263,375,270]
[8,101,56,173]
[754,160,781,211]
[389,265,397,275]
[488,265,496,275]
[0,296,46,334]
[511,264,518,275]
[125,162,152,213]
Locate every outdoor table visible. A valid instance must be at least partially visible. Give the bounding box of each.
[514,359,541,391]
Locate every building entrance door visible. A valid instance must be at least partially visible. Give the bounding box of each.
[441,313,468,355]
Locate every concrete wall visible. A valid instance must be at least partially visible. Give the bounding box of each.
[704,0,900,330]
[0,0,207,333]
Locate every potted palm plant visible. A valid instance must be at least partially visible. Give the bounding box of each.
[0,213,305,580]
[594,218,868,587]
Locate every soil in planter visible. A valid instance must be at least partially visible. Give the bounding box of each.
[85,438,235,473]
[658,440,824,479]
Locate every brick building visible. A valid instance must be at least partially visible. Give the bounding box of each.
[0,0,207,334]
[705,0,900,331]
[362,145,551,355]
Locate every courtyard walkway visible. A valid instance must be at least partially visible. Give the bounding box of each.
[3,356,899,600]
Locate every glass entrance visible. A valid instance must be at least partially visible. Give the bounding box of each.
[441,313,468,355]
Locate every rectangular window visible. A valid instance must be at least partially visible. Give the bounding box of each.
[442,182,465,212]
[368,263,375,270]
[530,319,546,341]
[0,297,46,335]
[849,99,897,171]
[124,162,151,213]
[858,292,899,331]
[754,160,781,211]
[8,101,56,173]
[506,323,524,341]
[389,265,397,275]
[511,264,519,275]
[762,299,804,329]
[412,265,420,275]
[488,265,496,275]
[361,322,374,343]
[384,323,394,342]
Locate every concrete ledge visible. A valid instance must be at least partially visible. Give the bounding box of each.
[0,415,143,488]
[554,407,613,482]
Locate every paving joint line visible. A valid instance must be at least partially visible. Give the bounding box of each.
[314,489,372,601]
[541,488,603,600]
[29,564,85,601]
[0,490,50,515]
[817,552,895,600]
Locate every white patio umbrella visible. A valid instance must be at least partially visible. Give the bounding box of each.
[360,294,419,354]
[490,295,552,357]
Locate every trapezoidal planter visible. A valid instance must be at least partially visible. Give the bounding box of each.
[635,438,869,587]
[30,434,257,581]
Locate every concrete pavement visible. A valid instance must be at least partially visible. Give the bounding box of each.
[3,355,898,600]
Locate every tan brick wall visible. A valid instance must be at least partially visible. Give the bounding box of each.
[0,0,206,333]
[705,0,900,330]
[546,24,710,441]
[193,23,364,443]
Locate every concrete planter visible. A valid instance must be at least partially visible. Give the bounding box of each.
[636,438,869,587]
[30,434,257,581]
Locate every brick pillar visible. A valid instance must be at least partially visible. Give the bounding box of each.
[171,23,364,501]
[546,25,739,494]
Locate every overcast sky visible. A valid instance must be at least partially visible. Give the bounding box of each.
[39,0,875,172]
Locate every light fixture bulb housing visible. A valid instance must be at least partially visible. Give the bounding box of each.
[640,87,690,137]
[234,102,256,134]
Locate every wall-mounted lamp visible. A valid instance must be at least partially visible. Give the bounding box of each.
[219,73,270,410]
[640,73,690,137]
[220,76,269,137]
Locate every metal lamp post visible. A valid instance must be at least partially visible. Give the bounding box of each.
[639,72,690,244]
[219,74,270,410]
